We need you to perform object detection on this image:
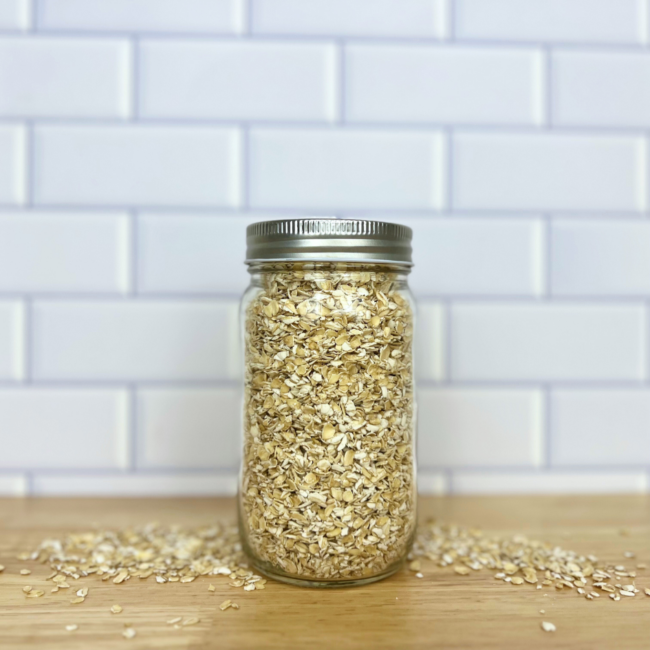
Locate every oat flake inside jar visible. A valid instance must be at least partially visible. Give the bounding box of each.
[239,218,417,587]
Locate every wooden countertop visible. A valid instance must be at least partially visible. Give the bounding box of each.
[0,495,649,649]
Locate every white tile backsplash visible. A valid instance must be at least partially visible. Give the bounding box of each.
[33,300,238,380]
[418,388,544,468]
[140,40,338,122]
[32,472,238,496]
[251,0,446,38]
[138,388,241,469]
[414,302,446,381]
[454,0,645,44]
[0,474,27,496]
[452,471,648,494]
[0,301,24,380]
[0,38,131,118]
[553,51,650,128]
[346,45,543,125]
[34,125,241,207]
[0,0,30,30]
[38,0,244,34]
[137,214,256,295]
[0,0,649,495]
[451,303,646,381]
[453,132,646,212]
[0,211,129,292]
[551,390,650,466]
[0,125,25,205]
[551,219,650,296]
[392,216,544,296]
[0,388,129,468]
[250,128,446,209]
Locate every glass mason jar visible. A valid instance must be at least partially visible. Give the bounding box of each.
[239,219,416,587]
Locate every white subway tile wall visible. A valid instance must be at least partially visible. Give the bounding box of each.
[0,0,30,31]
[1,1,649,495]
[0,38,131,118]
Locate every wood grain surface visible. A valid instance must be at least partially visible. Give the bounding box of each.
[0,495,648,649]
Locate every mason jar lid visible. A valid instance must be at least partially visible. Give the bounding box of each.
[245,218,412,266]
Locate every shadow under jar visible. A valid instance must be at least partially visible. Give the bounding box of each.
[239,218,417,587]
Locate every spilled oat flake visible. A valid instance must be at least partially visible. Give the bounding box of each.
[25,522,265,593]
[17,520,648,606]
[411,520,648,603]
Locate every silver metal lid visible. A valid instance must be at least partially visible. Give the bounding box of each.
[245,218,412,266]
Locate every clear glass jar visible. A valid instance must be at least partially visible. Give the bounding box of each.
[238,220,416,587]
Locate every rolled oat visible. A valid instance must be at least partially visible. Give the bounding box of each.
[240,262,416,584]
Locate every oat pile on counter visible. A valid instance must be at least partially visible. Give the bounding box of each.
[26,522,266,592]
[412,520,647,602]
[241,266,416,581]
[20,519,647,606]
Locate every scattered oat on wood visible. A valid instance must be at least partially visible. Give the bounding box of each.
[182,617,200,626]
[26,590,44,598]
[76,588,88,597]
[122,628,136,639]
[70,597,85,604]
[167,617,182,625]
[18,505,647,610]
[208,584,216,592]
[20,569,30,576]
[241,265,416,581]
[65,624,78,632]
[541,622,556,633]
[411,519,649,606]
[25,521,263,593]
[220,600,239,611]
[111,604,123,614]
[0,565,4,572]
[22,586,32,593]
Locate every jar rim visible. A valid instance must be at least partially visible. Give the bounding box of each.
[245,218,413,266]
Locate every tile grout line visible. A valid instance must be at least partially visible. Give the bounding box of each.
[241,126,250,209]
[130,36,139,120]
[28,0,36,31]
[543,385,552,469]
[338,39,346,124]
[0,29,648,48]
[23,120,34,207]
[6,117,650,133]
[443,299,452,382]
[444,127,453,214]
[543,45,552,128]
[25,471,34,497]
[543,213,552,297]
[444,0,454,41]
[645,301,650,383]
[128,384,138,471]
[129,210,138,294]
[245,0,253,35]
[8,465,649,474]
[21,297,32,383]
